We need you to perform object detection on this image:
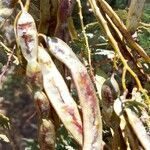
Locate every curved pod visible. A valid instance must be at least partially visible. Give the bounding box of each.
[43,36,102,150]
[37,46,83,145]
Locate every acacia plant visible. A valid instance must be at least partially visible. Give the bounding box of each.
[0,0,150,149]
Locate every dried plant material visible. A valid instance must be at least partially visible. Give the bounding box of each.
[0,134,10,143]
[125,108,150,149]
[3,1,150,149]
[119,114,141,150]
[34,91,55,150]
[37,46,83,145]
[0,113,10,129]
[55,0,75,42]
[114,98,123,117]
[15,10,38,62]
[42,36,102,149]
[38,0,58,35]
[95,69,107,100]
[38,119,55,150]
[97,0,150,63]
[126,0,146,34]
[89,0,149,105]
[14,4,57,149]
[34,91,51,118]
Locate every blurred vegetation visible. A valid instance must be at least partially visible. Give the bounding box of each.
[0,0,150,149]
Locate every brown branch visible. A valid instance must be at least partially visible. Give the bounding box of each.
[97,0,150,63]
[100,8,149,81]
[88,0,150,106]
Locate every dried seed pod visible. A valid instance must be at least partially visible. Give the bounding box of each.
[42,36,102,149]
[26,61,43,90]
[38,119,55,150]
[101,74,120,125]
[34,91,51,118]
[34,91,56,150]
[54,0,76,42]
[37,46,83,145]
[101,74,120,102]
[15,10,38,62]
[125,108,150,150]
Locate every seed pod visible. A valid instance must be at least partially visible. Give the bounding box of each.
[15,10,38,62]
[26,61,43,90]
[42,36,102,149]
[101,73,120,125]
[34,91,51,118]
[125,108,150,149]
[37,46,83,145]
[34,91,56,150]
[38,119,55,150]
[101,74,120,101]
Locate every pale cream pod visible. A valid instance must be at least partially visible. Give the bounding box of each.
[37,46,83,145]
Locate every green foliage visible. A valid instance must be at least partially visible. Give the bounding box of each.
[138,28,150,55]
[138,3,150,55]
[23,138,39,150]
[142,3,150,23]
[56,125,79,150]
[106,0,128,9]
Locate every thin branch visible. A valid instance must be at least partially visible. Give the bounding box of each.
[18,0,24,11]
[102,11,148,80]
[97,0,150,63]
[139,22,150,28]
[76,0,93,79]
[88,0,150,106]
[0,42,11,52]
[122,67,127,91]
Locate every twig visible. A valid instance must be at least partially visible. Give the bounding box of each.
[97,0,150,63]
[0,42,11,52]
[0,42,19,65]
[76,0,93,79]
[84,21,98,29]
[139,22,150,28]
[122,67,127,91]
[18,0,24,11]
[88,0,150,106]
[102,10,148,80]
